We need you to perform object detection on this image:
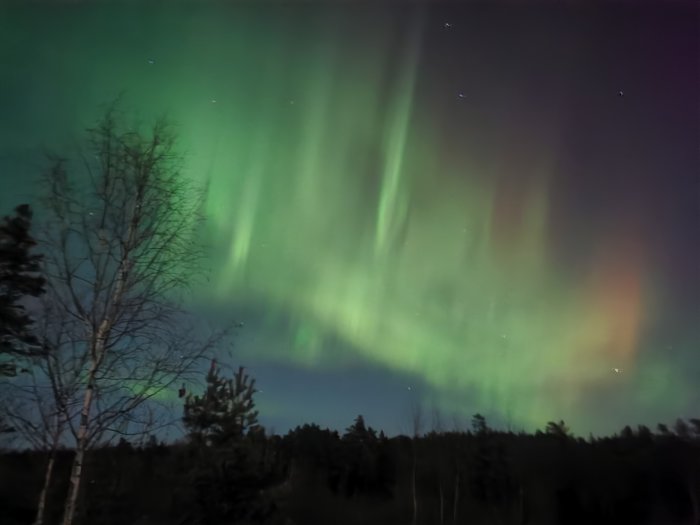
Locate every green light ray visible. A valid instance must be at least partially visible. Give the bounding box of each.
[374,16,423,258]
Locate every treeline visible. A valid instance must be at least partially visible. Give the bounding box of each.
[1,415,698,525]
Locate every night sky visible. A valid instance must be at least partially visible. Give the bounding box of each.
[1,0,698,436]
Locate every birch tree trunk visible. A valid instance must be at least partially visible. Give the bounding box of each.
[60,210,130,525]
[61,351,101,525]
[32,449,56,525]
[60,135,137,524]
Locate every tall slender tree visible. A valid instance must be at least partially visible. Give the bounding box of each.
[38,106,217,525]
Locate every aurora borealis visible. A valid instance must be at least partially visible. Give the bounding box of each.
[1,1,698,435]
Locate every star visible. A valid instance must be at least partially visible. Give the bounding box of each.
[444,22,453,28]
[458,92,466,99]
[612,367,623,374]
[617,90,624,97]
[147,58,155,65]
[211,99,217,104]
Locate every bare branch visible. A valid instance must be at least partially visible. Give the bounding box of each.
[11,106,224,525]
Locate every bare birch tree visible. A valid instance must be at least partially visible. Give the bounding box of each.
[36,106,219,525]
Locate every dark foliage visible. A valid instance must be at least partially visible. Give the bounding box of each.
[191,444,278,525]
[340,416,395,499]
[1,416,698,525]
[183,362,260,447]
[0,204,45,368]
[180,362,275,524]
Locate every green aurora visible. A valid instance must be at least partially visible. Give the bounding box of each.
[1,2,697,434]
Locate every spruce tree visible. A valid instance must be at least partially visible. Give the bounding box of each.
[0,204,45,374]
[183,361,259,446]
[183,362,273,524]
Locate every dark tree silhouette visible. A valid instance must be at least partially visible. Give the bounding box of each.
[343,415,377,444]
[546,420,571,439]
[673,418,691,439]
[183,361,260,447]
[689,419,700,438]
[0,204,45,373]
[471,413,488,435]
[341,415,389,498]
[182,362,275,524]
